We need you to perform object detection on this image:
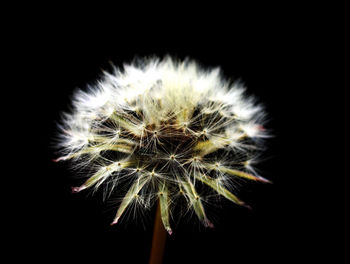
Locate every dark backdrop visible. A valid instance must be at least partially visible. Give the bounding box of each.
[15,19,316,263]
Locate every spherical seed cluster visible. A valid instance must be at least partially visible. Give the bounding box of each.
[55,57,270,234]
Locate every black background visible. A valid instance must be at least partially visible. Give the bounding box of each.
[11,12,322,263]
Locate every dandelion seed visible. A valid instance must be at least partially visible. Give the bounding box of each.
[55,56,270,233]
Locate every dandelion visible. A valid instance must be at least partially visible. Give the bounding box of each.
[55,56,270,235]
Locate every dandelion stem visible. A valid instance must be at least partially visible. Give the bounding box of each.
[149,200,167,264]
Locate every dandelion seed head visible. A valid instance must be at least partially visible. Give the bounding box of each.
[55,56,270,232]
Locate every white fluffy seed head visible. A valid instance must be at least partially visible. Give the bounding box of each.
[55,56,270,232]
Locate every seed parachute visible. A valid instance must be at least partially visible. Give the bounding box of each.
[55,56,270,233]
